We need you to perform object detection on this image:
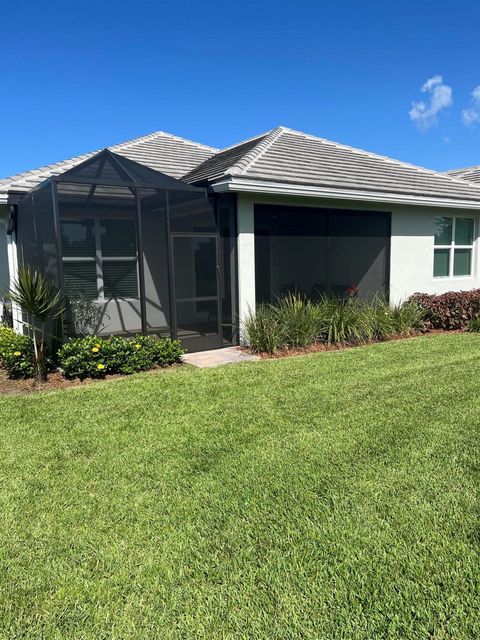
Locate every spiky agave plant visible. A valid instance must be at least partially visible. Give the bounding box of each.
[8,266,65,382]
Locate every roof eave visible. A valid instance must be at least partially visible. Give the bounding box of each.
[210,177,480,210]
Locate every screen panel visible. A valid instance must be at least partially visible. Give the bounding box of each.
[138,189,171,335]
[169,190,216,233]
[254,204,390,303]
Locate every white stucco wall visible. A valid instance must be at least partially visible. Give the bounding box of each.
[236,193,480,326]
[236,196,256,329]
[389,206,479,304]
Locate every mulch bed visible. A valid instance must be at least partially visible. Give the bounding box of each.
[243,329,464,360]
[0,365,180,396]
[0,369,113,396]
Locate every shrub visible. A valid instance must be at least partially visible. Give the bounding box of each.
[371,298,400,340]
[58,334,184,380]
[316,296,366,345]
[102,335,184,375]
[273,293,321,348]
[244,294,425,354]
[243,304,284,354]
[0,325,35,379]
[468,316,480,332]
[408,290,480,330]
[391,300,426,335]
[67,293,109,337]
[57,335,107,380]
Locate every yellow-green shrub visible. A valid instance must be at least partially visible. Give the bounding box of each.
[58,335,184,380]
[0,326,35,379]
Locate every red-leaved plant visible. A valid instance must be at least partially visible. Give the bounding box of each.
[408,289,480,330]
[345,283,358,298]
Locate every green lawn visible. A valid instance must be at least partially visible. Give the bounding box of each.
[0,334,479,639]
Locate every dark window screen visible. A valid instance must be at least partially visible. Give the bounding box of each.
[254,205,390,302]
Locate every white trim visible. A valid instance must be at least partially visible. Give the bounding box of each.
[433,216,476,278]
[211,177,480,210]
[6,228,22,332]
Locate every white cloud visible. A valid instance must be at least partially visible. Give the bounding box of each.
[409,75,453,131]
[461,85,480,126]
[462,107,480,126]
[421,75,443,92]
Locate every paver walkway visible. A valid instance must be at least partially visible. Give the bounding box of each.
[183,346,260,368]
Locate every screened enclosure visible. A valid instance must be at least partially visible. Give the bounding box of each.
[16,150,237,351]
[255,204,390,302]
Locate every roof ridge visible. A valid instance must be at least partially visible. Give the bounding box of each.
[444,164,480,174]
[228,126,286,176]
[0,130,217,186]
[111,130,219,153]
[0,151,97,184]
[279,127,480,191]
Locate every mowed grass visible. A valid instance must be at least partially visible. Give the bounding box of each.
[0,334,479,639]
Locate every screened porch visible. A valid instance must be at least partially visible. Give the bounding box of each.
[15,149,237,351]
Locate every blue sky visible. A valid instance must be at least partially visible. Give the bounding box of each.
[1,1,479,177]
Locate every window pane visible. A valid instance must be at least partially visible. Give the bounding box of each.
[455,218,474,245]
[453,249,472,276]
[434,217,452,245]
[103,260,138,298]
[63,261,97,298]
[61,220,95,257]
[100,219,137,257]
[433,249,450,277]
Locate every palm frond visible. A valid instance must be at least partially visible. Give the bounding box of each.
[9,266,66,321]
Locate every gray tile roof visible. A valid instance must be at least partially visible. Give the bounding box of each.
[3,125,480,207]
[181,132,271,183]
[444,165,480,184]
[0,131,218,197]
[184,126,480,203]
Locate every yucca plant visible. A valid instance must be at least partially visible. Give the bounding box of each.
[8,266,65,382]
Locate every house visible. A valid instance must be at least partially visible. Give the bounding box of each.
[2,126,480,352]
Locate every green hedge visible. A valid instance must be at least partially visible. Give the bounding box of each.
[0,325,35,379]
[58,335,184,380]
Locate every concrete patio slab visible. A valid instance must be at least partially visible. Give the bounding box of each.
[183,346,260,368]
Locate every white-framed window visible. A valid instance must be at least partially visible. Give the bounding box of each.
[60,218,138,300]
[433,216,475,278]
